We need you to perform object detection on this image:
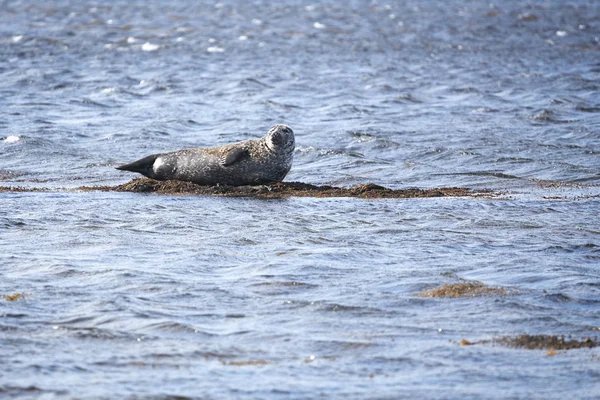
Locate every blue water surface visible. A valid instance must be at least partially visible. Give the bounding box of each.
[1,1,599,398]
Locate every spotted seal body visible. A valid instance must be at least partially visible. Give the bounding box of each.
[116,125,295,186]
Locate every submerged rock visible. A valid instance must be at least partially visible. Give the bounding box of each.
[458,335,599,352]
[493,335,598,351]
[417,281,509,298]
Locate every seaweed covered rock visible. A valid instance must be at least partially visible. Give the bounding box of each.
[83,178,478,199]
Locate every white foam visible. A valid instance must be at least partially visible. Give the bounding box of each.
[11,35,23,43]
[4,136,21,143]
[207,46,225,53]
[126,36,138,44]
[141,42,160,51]
[313,22,326,29]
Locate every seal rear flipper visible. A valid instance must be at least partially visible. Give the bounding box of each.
[116,153,160,179]
[221,147,249,166]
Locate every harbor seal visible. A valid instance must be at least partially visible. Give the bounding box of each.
[116,124,295,186]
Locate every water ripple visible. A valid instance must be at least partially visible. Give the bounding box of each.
[1,1,600,398]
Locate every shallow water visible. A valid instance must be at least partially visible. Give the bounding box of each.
[1,1,600,398]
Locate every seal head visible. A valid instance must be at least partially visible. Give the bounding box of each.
[265,124,295,154]
[116,124,295,186]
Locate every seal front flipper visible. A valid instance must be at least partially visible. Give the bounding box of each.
[116,153,160,179]
[221,147,249,166]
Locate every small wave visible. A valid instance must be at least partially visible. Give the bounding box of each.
[386,93,423,104]
[141,321,217,336]
[17,102,55,107]
[49,323,138,341]
[544,292,600,305]
[576,105,600,113]
[224,313,246,318]
[543,243,600,253]
[317,302,381,314]
[528,109,578,124]
[241,77,273,88]
[450,86,480,94]
[1,218,27,228]
[496,157,535,164]
[471,107,498,113]
[265,100,301,109]
[544,293,574,303]
[141,42,160,51]
[119,89,147,97]
[69,98,113,108]
[251,281,319,289]
[207,46,225,53]
[3,136,21,143]
[0,385,68,397]
[33,119,54,125]
[296,145,347,156]
[317,340,378,350]
[448,171,523,180]
[159,119,202,129]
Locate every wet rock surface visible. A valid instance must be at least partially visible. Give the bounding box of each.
[76,178,484,199]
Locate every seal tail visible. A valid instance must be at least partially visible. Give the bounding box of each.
[116,154,160,178]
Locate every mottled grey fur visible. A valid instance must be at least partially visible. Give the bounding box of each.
[116,125,295,186]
